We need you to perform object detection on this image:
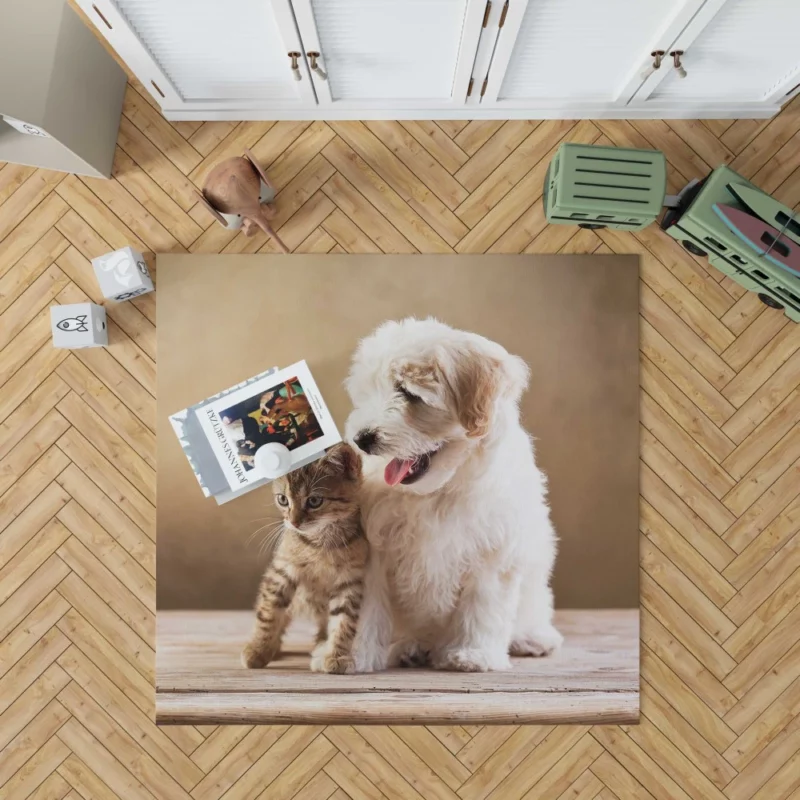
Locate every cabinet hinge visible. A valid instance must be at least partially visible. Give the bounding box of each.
[499,0,509,27]
[482,0,492,27]
[480,77,488,97]
[467,77,474,97]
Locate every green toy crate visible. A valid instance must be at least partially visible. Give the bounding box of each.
[543,143,667,231]
[661,165,800,323]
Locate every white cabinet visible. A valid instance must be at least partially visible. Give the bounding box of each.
[478,0,704,108]
[290,0,485,108]
[79,0,316,111]
[76,0,800,120]
[630,0,800,109]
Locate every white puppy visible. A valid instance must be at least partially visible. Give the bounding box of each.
[345,318,562,673]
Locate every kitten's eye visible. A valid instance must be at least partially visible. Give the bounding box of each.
[396,383,421,404]
[307,495,324,509]
[275,494,289,507]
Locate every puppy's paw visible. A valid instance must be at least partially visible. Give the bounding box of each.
[309,648,327,672]
[510,624,563,657]
[310,641,327,661]
[241,641,277,669]
[390,640,431,668]
[433,648,510,673]
[351,645,389,674]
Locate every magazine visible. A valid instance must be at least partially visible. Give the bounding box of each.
[194,361,341,492]
[169,367,279,501]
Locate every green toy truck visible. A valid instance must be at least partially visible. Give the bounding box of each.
[543,143,666,232]
[660,165,800,322]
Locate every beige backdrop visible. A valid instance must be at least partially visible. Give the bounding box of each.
[157,255,639,610]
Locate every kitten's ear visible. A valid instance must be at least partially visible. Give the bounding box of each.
[325,443,362,481]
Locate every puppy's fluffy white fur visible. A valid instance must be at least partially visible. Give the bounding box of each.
[345,318,562,672]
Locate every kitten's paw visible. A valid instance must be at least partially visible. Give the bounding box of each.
[433,648,510,673]
[510,624,563,657]
[389,640,431,668]
[321,654,354,674]
[310,647,354,674]
[241,642,277,669]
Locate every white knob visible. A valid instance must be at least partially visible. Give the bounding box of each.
[641,51,664,81]
[288,52,302,81]
[308,52,328,81]
[254,442,292,479]
[670,51,687,79]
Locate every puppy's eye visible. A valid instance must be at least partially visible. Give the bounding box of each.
[307,495,324,509]
[275,494,289,507]
[396,383,422,404]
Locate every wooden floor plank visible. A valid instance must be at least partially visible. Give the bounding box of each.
[400,121,469,174]
[364,120,469,210]
[0,194,69,280]
[454,119,577,230]
[0,164,37,208]
[328,124,465,247]
[122,85,202,176]
[1,77,799,800]
[0,229,68,317]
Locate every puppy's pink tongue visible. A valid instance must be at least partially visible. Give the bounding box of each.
[385,458,414,486]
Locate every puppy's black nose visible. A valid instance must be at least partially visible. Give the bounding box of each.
[354,429,379,454]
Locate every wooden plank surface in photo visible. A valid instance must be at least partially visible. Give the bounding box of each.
[155,610,638,724]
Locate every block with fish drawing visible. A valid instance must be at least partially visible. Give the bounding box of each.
[50,303,108,349]
[92,246,154,301]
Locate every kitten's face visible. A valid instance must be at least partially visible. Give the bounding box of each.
[273,444,361,541]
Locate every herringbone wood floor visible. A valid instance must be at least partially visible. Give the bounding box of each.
[2,78,800,799]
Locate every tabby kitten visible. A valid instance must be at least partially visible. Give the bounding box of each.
[242,443,367,674]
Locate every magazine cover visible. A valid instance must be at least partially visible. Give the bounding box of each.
[169,367,279,499]
[195,360,341,491]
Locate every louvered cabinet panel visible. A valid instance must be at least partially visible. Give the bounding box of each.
[116,0,295,100]
[292,0,475,103]
[76,0,314,110]
[494,0,687,102]
[648,0,800,102]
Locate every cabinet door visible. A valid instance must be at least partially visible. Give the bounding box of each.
[480,0,705,110]
[76,0,316,113]
[632,0,800,108]
[289,0,486,108]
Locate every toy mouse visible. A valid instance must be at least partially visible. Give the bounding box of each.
[196,148,289,253]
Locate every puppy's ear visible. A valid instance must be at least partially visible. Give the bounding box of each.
[324,443,362,481]
[453,347,529,439]
[454,353,501,439]
[393,359,444,407]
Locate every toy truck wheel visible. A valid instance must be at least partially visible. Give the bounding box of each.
[758,293,784,310]
[682,240,707,257]
[578,223,606,230]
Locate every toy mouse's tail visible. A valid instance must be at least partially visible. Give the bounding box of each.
[254,213,290,254]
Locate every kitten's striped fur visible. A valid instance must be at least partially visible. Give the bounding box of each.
[242,444,367,674]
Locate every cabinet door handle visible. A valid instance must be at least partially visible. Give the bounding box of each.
[288,52,302,81]
[670,50,687,79]
[640,50,665,81]
[307,52,328,81]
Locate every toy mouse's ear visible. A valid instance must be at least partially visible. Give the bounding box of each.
[244,148,274,191]
[195,190,228,227]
